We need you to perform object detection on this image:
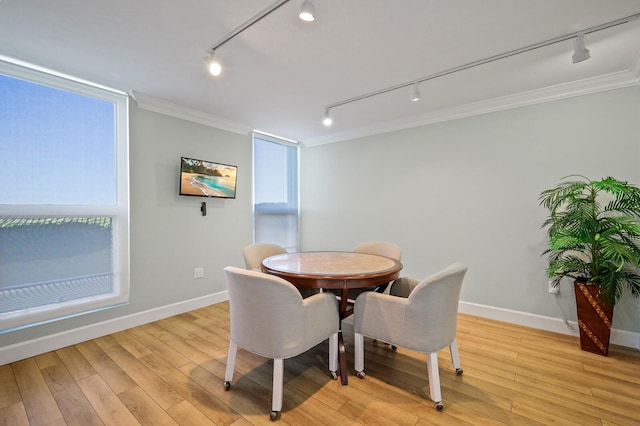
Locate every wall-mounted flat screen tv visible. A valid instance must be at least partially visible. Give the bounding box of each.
[179,156,237,199]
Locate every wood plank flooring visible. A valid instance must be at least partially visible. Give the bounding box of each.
[2,302,640,425]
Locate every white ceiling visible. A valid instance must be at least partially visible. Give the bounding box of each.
[1,0,640,146]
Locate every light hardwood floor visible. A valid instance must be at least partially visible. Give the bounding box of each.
[2,302,640,425]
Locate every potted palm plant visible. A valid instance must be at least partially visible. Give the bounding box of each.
[540,175,640,355]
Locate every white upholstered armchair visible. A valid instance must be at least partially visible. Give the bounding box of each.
[243,243,286,271]
[353,263,467,411]
[223,266,339,421]
[352,241,401,293]
[353,241,402,260]
[243,243,317,298]
[342,241,402,302]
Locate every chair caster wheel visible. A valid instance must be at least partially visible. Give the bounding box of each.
[330,371,338,380]
[434,402,444,411]
[223,381,231,391]
[270,411,280,421]
[390,345,397,351]
[356,371,365,379]
[456,368,463,376]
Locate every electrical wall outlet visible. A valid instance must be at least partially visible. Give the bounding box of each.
[548,280,559,294]
[194,267,204,279]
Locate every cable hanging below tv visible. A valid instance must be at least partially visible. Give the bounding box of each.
[179,156,237,199]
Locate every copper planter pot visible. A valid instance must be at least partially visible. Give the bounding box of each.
[574,281,614,356]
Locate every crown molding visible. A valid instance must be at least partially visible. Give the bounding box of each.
[304,67,640,147]
[131,91,252,136]
[131,61,640,147]
[632,50,640,79]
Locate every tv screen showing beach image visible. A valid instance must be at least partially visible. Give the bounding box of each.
[179,157,237,198]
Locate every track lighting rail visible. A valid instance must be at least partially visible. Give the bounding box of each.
[208,0,291,54]
[324,12,640,116]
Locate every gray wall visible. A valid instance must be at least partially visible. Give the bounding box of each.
[300,86,640,332]
[3,84,639,352]
[1,103,252,347]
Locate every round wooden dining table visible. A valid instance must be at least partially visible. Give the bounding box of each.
[262,251,403,385]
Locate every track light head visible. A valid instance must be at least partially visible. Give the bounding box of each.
[207,52,222,76]
[299,0,316,22]
[572,33,591,64]
[322,108,332,126]
[410,82,421,102]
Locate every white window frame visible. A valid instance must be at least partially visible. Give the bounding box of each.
[0,58,130,332]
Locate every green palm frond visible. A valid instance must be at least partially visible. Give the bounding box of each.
[596,267,640,304]
[540,176,640,304]
[547,256,590,281]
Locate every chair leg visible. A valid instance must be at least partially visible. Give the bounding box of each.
[354,332,365,378]
[224,341,237,389]
[449,339,463,375]
[271,358,284,420]
[329,333,338,379]
[426,352,444,411]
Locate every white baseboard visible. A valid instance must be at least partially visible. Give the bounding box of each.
[3,293,637,366]
[0,291,228,366]
[459,301,640,350]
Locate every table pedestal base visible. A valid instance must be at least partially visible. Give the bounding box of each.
[338,288,351,385]
[338,328,348,385]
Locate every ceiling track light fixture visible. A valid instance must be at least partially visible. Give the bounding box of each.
[410,82,421,102]
[299,0,316,22]
[572,33,591,63]
[322,12,640,126]
[322,108,333,126]
[207,52,222,76]
[205,0,314,77]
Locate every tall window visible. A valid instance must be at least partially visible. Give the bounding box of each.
[0,59,129,333]
[252,132,299,252]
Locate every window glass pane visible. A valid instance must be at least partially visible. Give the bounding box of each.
[0,74,116,205]
[255,141,289,204]
[253,134,299,252]
[254,210,299,251]
[0,217,113,314]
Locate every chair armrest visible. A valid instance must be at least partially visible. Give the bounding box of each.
[302,293,339,350]
[389,277,421,298]
[353,292,408,346]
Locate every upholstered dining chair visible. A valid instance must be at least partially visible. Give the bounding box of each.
[243,243,287,271]
[347,241,402,300]
[353,263,468,411]
[243,243,318,298]
[353,241,402,261]
[223,266,339,421]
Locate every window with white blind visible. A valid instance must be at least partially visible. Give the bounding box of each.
[0,59,129,333]
[252,132,299,252]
